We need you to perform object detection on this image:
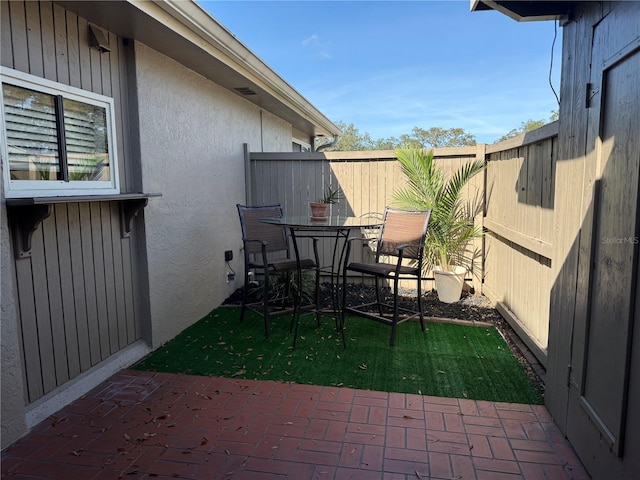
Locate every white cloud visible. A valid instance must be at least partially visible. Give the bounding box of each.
[301,34,332,60]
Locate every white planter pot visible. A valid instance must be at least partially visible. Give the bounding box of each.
[433,265,466,303]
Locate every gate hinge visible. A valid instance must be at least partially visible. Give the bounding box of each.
[586,83,599,108]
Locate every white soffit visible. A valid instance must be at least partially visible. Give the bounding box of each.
[54,0,341,138]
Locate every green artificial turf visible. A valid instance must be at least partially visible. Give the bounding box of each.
[133,307,543,404]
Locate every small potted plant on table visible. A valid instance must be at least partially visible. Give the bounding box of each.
[310,184,343,219]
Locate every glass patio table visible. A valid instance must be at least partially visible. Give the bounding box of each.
[260,215,383,347]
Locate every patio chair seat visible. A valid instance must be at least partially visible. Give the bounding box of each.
[248,258,316,272]
[346,261,420,277]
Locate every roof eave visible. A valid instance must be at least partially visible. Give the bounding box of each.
[470,0,573,22]
[54,0,341,138]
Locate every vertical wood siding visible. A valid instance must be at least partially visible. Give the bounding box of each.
[14,203,139,402]
[2,2,140,403]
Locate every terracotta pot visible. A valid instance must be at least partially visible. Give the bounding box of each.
[310,202,329,218]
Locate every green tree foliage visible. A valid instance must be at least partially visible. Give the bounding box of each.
[318,122,476,151]
[317,112,558,152]
[495,110,559,143]
[401,127,476,148]
[316,121,374,151]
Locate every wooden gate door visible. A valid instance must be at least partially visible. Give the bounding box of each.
[565,22,640,477]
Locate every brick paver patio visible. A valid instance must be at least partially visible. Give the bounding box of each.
[1,369,590,479]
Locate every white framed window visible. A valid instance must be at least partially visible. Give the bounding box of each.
[1,67,119,198]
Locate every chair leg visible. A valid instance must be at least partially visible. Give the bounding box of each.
[340,265,348,349]
[375,277,384,317]
[417,277,425,332]
[263,273,271,339]
[240,269,249,323]
[240,266,249,323]
[390,277,399,346]
[292,301,301,348]
[291,266,305,348]
[315,267,321,327]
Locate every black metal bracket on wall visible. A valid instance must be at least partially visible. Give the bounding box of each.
[6,193,161,259]
[6,204,53,259]
[120,197,149,238]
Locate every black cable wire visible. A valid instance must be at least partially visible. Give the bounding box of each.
[549,20,560,106]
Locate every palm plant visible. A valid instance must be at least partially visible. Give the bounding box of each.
[392,148,485,274]
[317,184,344,204]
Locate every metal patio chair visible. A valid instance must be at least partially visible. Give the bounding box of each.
[236,204,320,339]
[341,207,432,346]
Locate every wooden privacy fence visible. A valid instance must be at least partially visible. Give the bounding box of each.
[246,121,558,366]
[246,147,484,292]
[483,122,557,365]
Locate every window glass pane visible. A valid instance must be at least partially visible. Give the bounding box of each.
[63,98,110,181]
[2,84,60,181]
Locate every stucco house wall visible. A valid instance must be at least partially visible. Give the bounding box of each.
[134,42,294,347]
[0,206,28,444]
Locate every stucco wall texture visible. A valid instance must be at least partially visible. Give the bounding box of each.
[1,199,29,448]
[134,42,294,348]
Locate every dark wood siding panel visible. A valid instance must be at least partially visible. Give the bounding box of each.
[42,212,70,387]
[78,203,101,366]
[546,8,593,431]
[39,1,57,81]
[14,259,44,401]
[13,203,142,403]
[30,229,58,395]
[7,1,29,72]
[55,204,82,379]
[65,9,81,89]
[88,203,109,359]
[53,3,70,85]
[108,203,128,349]
[67,203,92,372]
[1,1,13,67]
[25,1,44,77]
[99,202,119,355]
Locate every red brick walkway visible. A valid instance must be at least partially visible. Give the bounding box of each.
[1,369,590,479]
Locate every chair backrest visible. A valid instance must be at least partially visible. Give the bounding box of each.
[376,207,432,260]
[236,204,289,255]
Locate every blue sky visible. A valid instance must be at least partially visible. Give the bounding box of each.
[201,1,562,144]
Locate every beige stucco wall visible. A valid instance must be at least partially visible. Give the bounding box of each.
[0,197,28,449]
[134,42,294,348]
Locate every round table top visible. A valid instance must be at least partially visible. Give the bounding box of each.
[260,215,382,230]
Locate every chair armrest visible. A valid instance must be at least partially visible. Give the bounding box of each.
[341,236,363,272]
[395,243,424,259]
[243,238,269,247]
